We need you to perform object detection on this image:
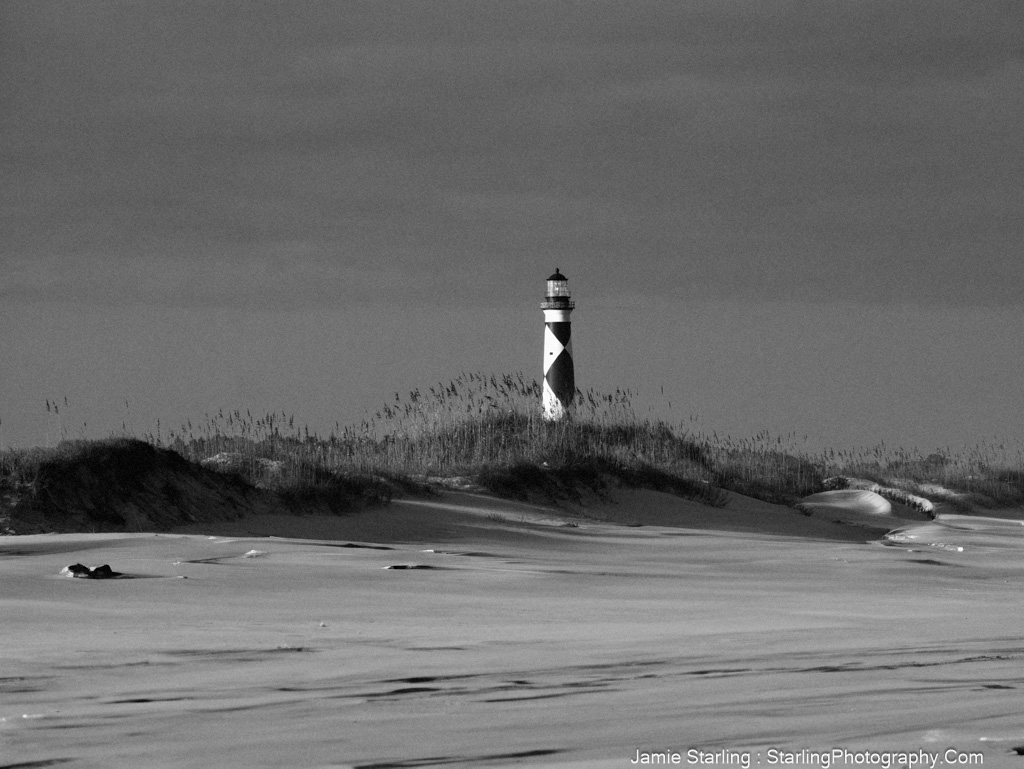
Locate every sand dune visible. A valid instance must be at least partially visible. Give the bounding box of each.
[3,488,1024,768]
[796,489,894,516]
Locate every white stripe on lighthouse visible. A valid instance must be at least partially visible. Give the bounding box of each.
[542,380,566,421]
[543,308,572,324]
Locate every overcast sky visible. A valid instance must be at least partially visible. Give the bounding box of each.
[3,1,1023,452]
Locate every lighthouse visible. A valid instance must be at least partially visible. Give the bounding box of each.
[541,268,576,420]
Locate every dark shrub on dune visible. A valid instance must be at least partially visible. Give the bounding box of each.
[0,438,395,534]
[2,438,261,533]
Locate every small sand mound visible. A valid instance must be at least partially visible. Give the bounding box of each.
[795,489,893,516]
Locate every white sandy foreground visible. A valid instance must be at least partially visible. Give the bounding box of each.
[4,489,1024,769]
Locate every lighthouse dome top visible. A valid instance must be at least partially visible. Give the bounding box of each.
[542,268,575,309]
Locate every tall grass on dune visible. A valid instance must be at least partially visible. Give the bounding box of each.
[156,372,729,506]
[817,442,1024,510]
[4,372,1024,527]
[146,371,1024,509]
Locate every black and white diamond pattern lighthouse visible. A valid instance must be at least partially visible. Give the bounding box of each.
[541,269,576,420]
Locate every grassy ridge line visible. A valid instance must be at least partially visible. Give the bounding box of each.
[155,372,822,505]
[4,372,1024,534]
[150,371,1024,509]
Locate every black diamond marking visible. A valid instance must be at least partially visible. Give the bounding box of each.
[546,321,572,346]
[545,350,575,404]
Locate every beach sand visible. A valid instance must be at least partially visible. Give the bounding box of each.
[3,489,1024,768]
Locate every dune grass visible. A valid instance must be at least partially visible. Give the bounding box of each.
[148,371,1024,511]
[145,372,741,507]
[4,372,1024,532]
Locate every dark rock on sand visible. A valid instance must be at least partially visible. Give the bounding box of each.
[63,563,123,579]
